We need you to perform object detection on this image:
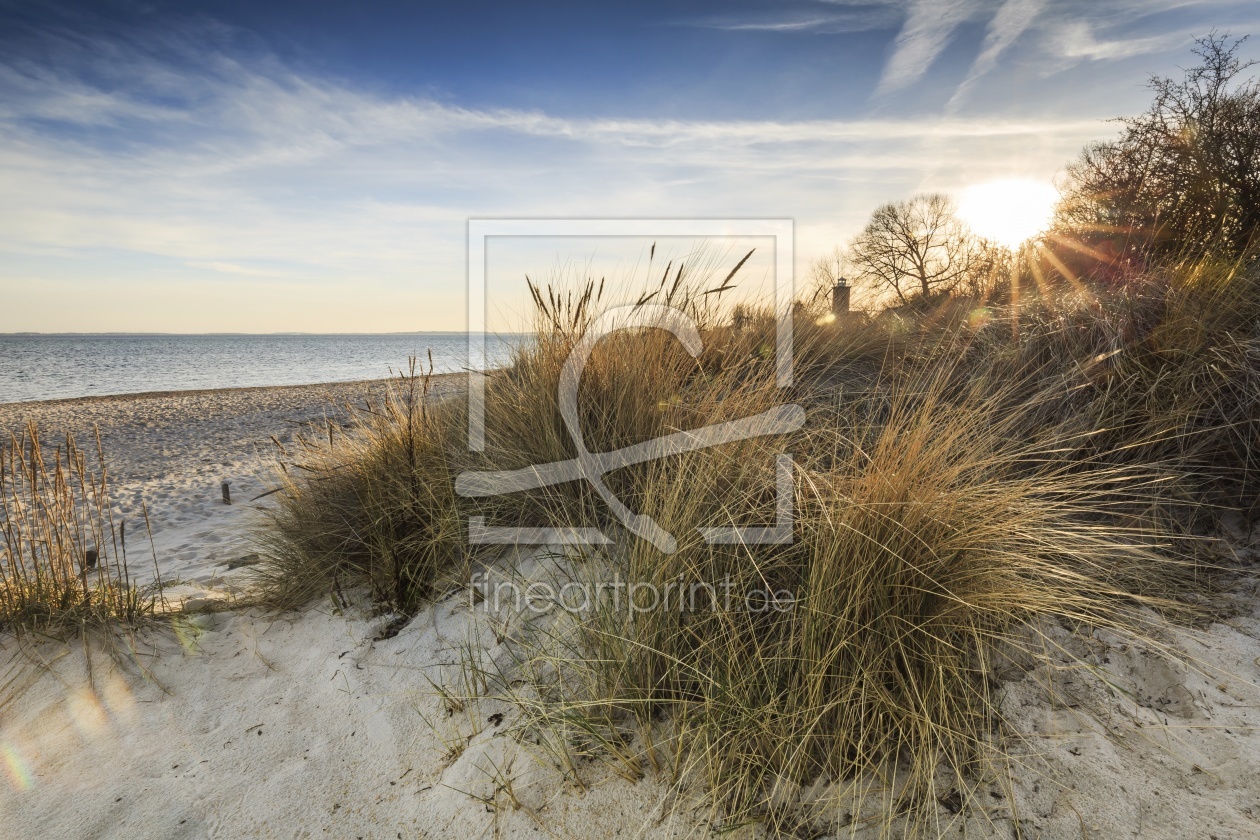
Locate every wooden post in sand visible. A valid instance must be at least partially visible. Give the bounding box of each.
[222,481,232,505]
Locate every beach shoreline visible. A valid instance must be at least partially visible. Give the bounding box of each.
[0,372,469,413]
[0,375,466,599]
[0,376,407,410]
[0,374,467,478]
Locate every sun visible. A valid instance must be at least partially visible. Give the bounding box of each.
[957,179,1059,249]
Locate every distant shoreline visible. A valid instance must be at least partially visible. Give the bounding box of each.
[0,372,469,410]
[0,332,522,405]
[0,375,470,492]
[0,331,527,337]
[0,332,498,337]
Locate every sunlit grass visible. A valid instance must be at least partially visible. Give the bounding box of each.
[0,423,162,636]
[255,248,1257,833]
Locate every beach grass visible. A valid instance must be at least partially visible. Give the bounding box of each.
[0,423,162,636]
[255,248,1257,833]
[252,357,466,613]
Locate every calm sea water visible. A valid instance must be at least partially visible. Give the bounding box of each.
[0,334,527,404]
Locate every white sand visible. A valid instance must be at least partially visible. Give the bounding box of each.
[0,601,703,838]
[0,379,460,606]
[1,384,1259,838]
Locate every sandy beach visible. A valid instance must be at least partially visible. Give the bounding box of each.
[0,378,464,605]
[0,382,1258,838]
[0,378,705,838]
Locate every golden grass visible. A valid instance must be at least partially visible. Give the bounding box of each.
[256,250,1256,833]
[0,423,161,635]
[478,377,1194,835]
[953,256,1260,517]
[252,358,466,613]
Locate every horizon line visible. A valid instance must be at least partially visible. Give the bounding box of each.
[0,330,533,337]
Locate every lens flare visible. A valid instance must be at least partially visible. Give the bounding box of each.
[958,179,1058,249]
[67,688,109,739]
[2,743,34,791]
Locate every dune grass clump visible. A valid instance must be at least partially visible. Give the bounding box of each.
[258,248,1235,834]
[254,360,466,613]
[1069,257,1260,511]
[0,423,160,635]
[496,381,1190,834]
[947,256,1260,517]
[256,253,799,611]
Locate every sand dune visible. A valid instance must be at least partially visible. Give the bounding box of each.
[1,382,1259,838]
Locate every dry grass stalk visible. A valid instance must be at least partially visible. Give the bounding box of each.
[0,422,160,635]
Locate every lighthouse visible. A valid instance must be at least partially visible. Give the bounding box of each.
[832,278,850,317]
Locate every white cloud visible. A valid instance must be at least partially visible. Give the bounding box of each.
[1050,22,1188,61]
[874,0,987,94]
[949,0,1047,106]
[681,5,900,34]
[0,31,1114,331]
[685,0,1259,103]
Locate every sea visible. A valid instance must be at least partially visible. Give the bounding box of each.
[0,333,527,404]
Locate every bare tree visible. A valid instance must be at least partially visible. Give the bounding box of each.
[848,193,974,304]
[959,237,1016,299]
[1057,34,1260,259]
[805,246,850,308]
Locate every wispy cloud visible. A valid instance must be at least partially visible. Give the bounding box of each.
[183,261,301,278]
[903,0,1259,96]
[949,0,1047,106]
[686,0,1258,101]
[1049,22,1188,61]
[0,27,1124,330]
[874,0,987,94]
[681,5,899,34]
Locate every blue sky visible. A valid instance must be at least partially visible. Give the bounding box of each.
[2,0,1257,332]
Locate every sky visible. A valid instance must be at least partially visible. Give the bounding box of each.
[1,0,1257,333]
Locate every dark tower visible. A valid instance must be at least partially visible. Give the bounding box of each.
[832,278,851,317]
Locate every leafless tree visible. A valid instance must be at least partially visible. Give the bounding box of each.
[848,193,975,304]
[959,237,1016,299]
[804,246,850,308]
[1057,34,1260,259]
